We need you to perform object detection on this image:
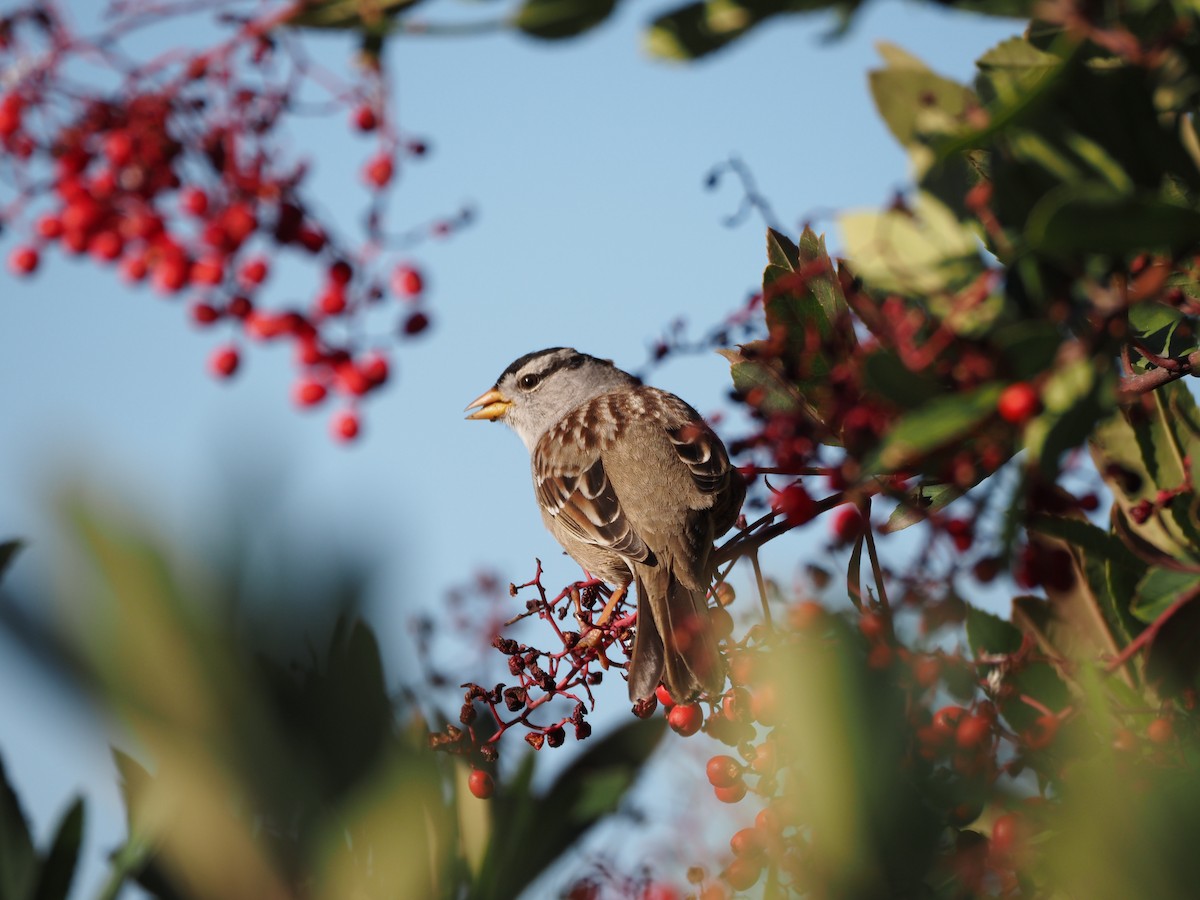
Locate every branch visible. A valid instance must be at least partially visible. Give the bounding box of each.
[1119,348,1200,396]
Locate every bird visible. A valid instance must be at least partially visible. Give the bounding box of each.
[465,347,744,703]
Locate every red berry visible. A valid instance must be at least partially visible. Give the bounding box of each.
[722,857,761,891]
[121,254,149,283]
[328,259,354,285]
[332,410,360,442]
[209,346,239,379]
[998,382,1040,424]
[0,93,22,137]
[858,611,886,641]
[191,255,224,285]
[152,255,190,294]
[654,684,675,709]
[294,379,327,408]
[402,311,430,335]
[391,263,424,297]
[705,755,742,789]
[772,483,816,526]
[180,186,209,217]
[221,203,258,247]
[990,813,1023,856]
[788,600,824,631]
[832,505,864,542]
[353,104,378,132]
[35,214,64,240]
[239,257,269,286]
[1147,716,1174,744]
[667,703,703,736]
[363,153,394,187]
[713,781,747,804]
[729,826,766,859]
[103,131,134,166]
[190,303,221,325]
[319,286,347,316]
[955,713,992,750]
[913,655,941,688]
[1023,714,1060,750]
[933,705,965,734]
[709,606,734,642]
[361,354,390,386]
[8,245,38,275]
[467,768,493,800]
[336,362,371,397]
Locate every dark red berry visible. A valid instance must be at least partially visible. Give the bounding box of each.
[467,769,494,799]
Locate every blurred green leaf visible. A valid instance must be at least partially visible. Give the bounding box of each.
[471,718,665,900]
[840,192,984,296]
[883,482,961,533]
[869,43,975,148]
[514,0,617,39]
[869,382,1003,472]
[0,540,21,583]
[965,603,1023,656]
[1024,357,1114,476]
[863,351,945,412]
[1132,568,1200,624]
[0,754,37,900]
[644,0,834,61]
[282,0,422,30]
[1029,515,1145,646]
[32,798,83,900]
[720,346,803,415]
[1027,186,1200,257]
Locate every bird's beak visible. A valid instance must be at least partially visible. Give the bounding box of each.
[464,387,512,421]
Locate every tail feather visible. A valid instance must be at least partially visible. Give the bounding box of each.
[627,563,725,703]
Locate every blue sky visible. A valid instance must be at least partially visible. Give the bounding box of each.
[0,2,1021,893]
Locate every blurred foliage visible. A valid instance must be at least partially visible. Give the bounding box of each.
[0,498,662,899]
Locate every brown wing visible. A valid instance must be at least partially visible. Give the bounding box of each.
[534,398,653,564]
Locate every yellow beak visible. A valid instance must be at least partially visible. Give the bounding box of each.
[464,387,512,421]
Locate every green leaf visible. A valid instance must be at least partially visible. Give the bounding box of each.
[471,718,665,900]
[839,192,984,296]
[862,351,945,412]
[1027,186,1200,258]
[767,228,799,270]
[644,0,833,61]
[965,603,1023,657]
[0,540,21,583]
[991,320,1064,381]
[869,44,975,149]
[719,347,802,415]
[1029,515,1144,646]
[282,0,421,30]
[514,0,617,39]
[0,754,37,900]
[1132,568,1200,624]
[883,482,961,533]
[868,382,1004,472]
[1023,357,1114,476]
[32,798,84,900]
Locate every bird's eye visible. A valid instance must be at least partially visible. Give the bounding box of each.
[519,373,541,390]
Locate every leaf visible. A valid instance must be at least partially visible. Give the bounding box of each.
[767,228,800,271]
[32,798,84,900]
[513,0,617,39]
[282,0,422,30]
[470,718,665,900]
[869,45,975,148]
[1132,568,1200,624]
[862,351,944,412]
[839,192,984,296]
[965,604,1023,657]
[0,540,21,584]
[1144,590,1200,693]
[644,0,833,61]
[883,483,961,533]
[719,346,802,415]
[1029,514,1145,645]
[868,382,1003,473]
[1027,185,1200,258]
[991,320,1064,381]
[0,754,36,900]
[1023,356,1114,477]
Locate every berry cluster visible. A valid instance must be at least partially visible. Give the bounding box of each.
[0,2,459,441]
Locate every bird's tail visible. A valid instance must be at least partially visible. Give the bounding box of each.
[628,565,725,703]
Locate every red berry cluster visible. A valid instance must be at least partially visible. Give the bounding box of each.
[0,3,455,442]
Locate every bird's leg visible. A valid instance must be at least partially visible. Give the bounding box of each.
[595,583,627,626]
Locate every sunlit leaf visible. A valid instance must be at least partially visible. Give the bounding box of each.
[869,382,1003,472]
[514,0,618,39]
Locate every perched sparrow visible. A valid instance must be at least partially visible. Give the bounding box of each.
[465,348,744,702]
